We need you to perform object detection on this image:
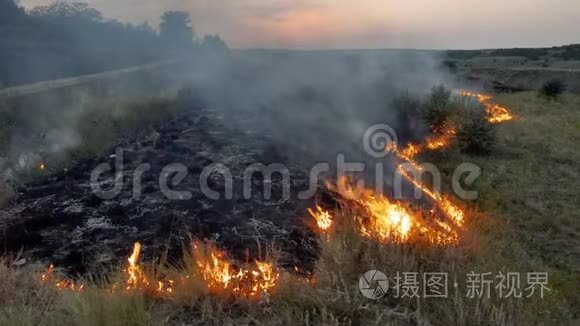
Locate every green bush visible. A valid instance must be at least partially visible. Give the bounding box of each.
[455,102,496,155]
[422,85,452,134]
[540,79,566,99]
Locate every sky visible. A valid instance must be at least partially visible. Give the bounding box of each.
[19,0,580,50]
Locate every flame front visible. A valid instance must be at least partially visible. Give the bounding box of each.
[42,241,279,300]
[461,91,513,124]
[323,176,462,245]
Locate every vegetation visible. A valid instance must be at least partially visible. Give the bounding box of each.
[0,0,227,87]
[432,92,580,317]
[0,191,574,325]
[422,85,453,134]
[540,79,566,99]
[392,86,497,155]
[454,101,496,155]
[486,48,548,60]
[0,88,578,324]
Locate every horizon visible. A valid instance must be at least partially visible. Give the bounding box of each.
[20,0,580,50]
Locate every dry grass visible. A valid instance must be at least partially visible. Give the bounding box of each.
[0,91,577,325]
[0,206,572,325]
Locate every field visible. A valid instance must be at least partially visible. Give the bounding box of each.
[0,88,578,325]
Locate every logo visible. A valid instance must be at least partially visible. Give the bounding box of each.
[359,270,389,299]
[363,124,398,158]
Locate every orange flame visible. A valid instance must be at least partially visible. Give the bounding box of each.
[308,205,333,231]
[192,241,279,299]
[320,176,462,245]
[461,91,513,124]
[126,242,149,290]
[40,264,85,291]
[41,241,279,300]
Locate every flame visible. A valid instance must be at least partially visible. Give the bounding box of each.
[460,91,513,124]
[42,241,278,300]
[192,241,279,299]
[425,131,454,150]
[38,88,514,302]
[126,242,149,290]
[38,162,46,171]
[308,205,333,231]
[321,176,462,245]
[399,143,421,161]
[486,104,513,124]
[40,264,85,291]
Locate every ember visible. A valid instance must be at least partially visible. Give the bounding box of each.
[40,265,85,292]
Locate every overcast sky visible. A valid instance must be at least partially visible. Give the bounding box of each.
[19,0,580,49]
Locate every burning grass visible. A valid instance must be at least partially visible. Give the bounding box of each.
[322,176,464,245]
[0,92,576,325]
[1,206,563,325]
[460,91,514,124]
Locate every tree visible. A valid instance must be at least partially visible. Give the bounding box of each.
[29,1,103,22]
[0,0,25,23]
[159,11,194,50]
[201,35,228,52]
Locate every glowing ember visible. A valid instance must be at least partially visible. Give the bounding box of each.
[40,265,85,291]
[308,205,333,231]
[461,91,513,124]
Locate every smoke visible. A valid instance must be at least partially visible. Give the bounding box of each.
[1,1,453,191]
[192,49,450,166]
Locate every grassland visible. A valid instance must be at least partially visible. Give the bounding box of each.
[0,91,578,325]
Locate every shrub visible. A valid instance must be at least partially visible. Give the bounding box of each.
[540,79,566,99]
[422,85,452,134]
[455,102,496,155]
[441,60,457,72]
[391,92,424,141]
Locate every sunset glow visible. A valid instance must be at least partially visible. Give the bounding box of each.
[19,0,580,49]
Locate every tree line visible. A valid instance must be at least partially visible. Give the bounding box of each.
[0,0,228,87]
